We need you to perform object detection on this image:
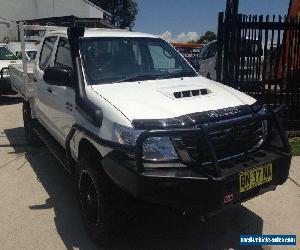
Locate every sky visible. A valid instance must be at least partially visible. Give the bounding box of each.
[134,0,290,42]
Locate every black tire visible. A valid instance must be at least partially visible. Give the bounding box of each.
[77,156,131,244]
[206,73,211,79]
[22,101,42,146]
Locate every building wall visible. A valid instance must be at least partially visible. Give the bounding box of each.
[38,0,104,19]
[0,0,105,42]
[0,20,18,42]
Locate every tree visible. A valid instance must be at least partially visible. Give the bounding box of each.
[197,31,217,44]
[90,0,138,30]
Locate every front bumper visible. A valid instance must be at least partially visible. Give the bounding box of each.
[101,106,291,213]
[102,148,291,212]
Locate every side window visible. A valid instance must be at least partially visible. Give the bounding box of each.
[54,38,73,71]
[199,42,217,60]
[39,36,57,71]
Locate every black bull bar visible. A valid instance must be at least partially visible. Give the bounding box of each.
[133,105,290,175]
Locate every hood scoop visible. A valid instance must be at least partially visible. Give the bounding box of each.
[159,85,212,100]
[174,88,211,99]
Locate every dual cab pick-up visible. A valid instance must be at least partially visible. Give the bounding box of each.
[9,26,291,243]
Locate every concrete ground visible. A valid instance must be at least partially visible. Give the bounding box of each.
[0,95,299,250]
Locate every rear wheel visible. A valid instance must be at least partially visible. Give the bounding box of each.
[22,101,42,146]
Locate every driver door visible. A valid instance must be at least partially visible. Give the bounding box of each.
[35,36,75,146]
[49,37,75,145]
[35,36,59,138]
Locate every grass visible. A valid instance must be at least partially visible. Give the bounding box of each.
[289,137,300,156]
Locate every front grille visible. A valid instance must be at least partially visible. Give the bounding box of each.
[181,121,264,164]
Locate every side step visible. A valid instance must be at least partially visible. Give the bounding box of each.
[33,122,71,174]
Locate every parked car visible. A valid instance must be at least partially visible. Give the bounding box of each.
[198,39,264,81]
[10,26,291,243]
[198,40,218,80]
[6,42,39,61]
[0,45,20,95]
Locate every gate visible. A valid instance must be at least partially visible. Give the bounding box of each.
[216,0,300,129]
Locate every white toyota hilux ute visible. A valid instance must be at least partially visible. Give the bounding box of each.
[9,26,291,243]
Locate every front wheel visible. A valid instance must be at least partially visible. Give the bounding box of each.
[77,157,130,244]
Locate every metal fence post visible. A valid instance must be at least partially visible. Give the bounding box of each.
[216,12,224,83]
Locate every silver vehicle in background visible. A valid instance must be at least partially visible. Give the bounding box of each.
[198,39,264,81]
[198,40,217,80]
[6,42,39,61]
[0,44,20,95]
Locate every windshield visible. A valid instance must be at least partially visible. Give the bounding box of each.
[80,37,197,85]
[16,51,37,60]
[0,47,18,60]
[199,41,217,60]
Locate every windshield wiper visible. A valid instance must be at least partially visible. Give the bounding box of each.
[116,73,162,83]
[115,71,197,83]
[157,71,197,80]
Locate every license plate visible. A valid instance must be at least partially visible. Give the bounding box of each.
[239,162,272,193]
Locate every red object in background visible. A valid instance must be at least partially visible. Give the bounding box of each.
[171,43,203,70]
[288,0,300,18]
[278,0,300,79]
[171,42,203,63]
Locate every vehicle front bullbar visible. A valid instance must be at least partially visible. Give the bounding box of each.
[133,105,290,175]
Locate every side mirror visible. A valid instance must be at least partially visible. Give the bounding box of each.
[43,67,71,86]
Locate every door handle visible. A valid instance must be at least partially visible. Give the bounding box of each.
[47,87,52,93]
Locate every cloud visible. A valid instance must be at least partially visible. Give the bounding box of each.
[176,32,199,42]
[159,30,173,41]
[158,31,199,42]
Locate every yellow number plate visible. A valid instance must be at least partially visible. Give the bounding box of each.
[239,163,272,193]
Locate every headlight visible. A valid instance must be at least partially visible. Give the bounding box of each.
[113,124,178,161]
[142,137,178,161]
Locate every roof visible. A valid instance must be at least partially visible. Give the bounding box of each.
[47,28,157,39]
[84,29,157,38]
